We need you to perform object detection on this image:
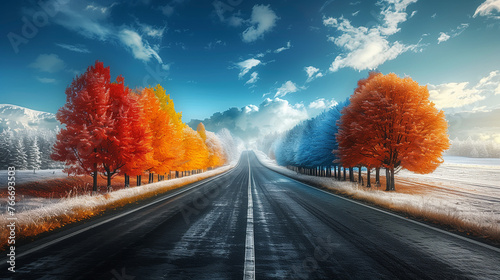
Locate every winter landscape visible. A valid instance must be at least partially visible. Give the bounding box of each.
[1,0,500,279]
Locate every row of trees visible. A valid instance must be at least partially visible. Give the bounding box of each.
[446,137,500,158]
[0,129,63,170]
[51,61,233,193]
[271,72,450,191]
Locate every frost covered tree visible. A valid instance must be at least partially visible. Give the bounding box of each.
[0,130,14,169]
[12,138,28,170]
[26,136,42,171]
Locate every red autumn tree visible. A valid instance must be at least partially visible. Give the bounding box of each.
[104,77,152,188]
[52,61,114,193]
[337,73,450,191]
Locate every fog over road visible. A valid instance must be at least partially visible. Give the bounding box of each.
[2,151,500,279]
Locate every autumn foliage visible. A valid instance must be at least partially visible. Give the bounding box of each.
[52,61,228,192]
[337,72,450,190]
[272,72,450,192]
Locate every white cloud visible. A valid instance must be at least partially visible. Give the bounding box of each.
[36,77,57,84]
[29,54,65,73]
[119,29,164,65]
[352,10,360,16]
[205,40,226,50]
[323,0,418,72]
[237,58,261,78]
[228,15,245,27]
[410,10,417,18]
[40,1,169,69]
[242,5,279,43]
[473,0,500,18]
[428,71,500,110]
[274,41,291,53]
[308,98,338,109]
[189,98,309,142]
[437,32,450,44]
[49,1,112,40]
[428,82,484,109]
[140,24,166,38]
[275,81,300,98]
[161,5,174,16]
[305,66,323,82]
[55,43,90,53]
[437,23,469,44]
[245,72,259,84]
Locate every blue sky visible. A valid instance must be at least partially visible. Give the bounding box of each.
[1,0,500,139]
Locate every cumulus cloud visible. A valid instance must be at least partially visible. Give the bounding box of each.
[437,32,450,44]
[246,72,259,84]
[323,0,418,72]
[304,66,323,82]
[187,98,309,142]
[275,81,300,98]
[56,43,90,53]
[29,54,65,73]
[308,98,338,109]
[237,58,261,78]
[428,70,500,110]
[242,5,279,43]
[474,0,500,18]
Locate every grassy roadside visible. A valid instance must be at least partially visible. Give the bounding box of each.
[254,153,500,247]
[0,165,234,251]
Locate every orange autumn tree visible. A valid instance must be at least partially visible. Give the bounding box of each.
[181,126,209,171]
[337,72,450,191]
[153,84,185,172]
[197,123,225,167]
[139,87,175,183]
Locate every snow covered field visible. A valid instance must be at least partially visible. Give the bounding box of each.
[396,156,500,218]
[0,169,67,186]
[254,151,500,240]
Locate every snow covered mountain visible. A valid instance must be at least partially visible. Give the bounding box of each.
[0,104,59,132]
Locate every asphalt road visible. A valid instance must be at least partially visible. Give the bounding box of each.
[2,151,500,279]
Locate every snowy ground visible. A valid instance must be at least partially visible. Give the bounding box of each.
[0,169,66,186]
[254,151,500,239]
[396,156,500,217]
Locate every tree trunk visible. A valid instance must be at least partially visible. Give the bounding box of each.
[358,166,362,186]
[125,174,129,188]
[367,169,371,188]
[343,167,346,181]
[349,167,354,182]
[385,168,391,191]
[107,173,112,192]
[390,167,396,191]
[92,162,98,194]
[375,167,380,186]
[137,175,141,186]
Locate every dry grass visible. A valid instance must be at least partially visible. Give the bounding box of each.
[0,166,234,251]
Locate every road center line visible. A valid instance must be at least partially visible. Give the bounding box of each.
[243,153,255,280]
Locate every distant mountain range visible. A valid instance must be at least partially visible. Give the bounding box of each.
[0,104,59,132]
